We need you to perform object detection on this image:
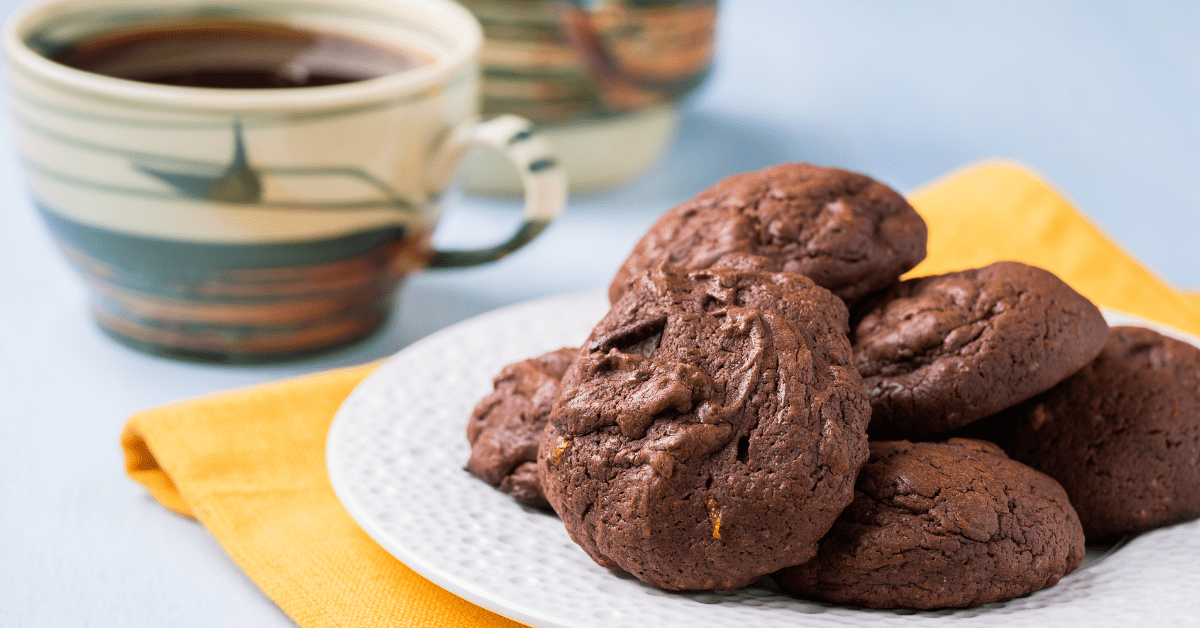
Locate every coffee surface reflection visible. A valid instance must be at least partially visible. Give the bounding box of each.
[48,18,429,88]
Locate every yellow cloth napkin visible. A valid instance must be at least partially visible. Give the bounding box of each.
[907,161,1200,334]
[121,160,1200,628]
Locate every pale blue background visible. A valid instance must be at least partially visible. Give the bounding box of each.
[2,1,1198,626]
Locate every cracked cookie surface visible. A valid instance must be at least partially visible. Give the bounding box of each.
[607,163,927,307]
[775,438,1085,609]
[997,326,1200,539]
[852,261,1108,438]
[465,347,579,508]
[540,265,870,590]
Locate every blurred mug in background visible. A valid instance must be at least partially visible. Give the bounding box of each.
[4,0,566,361]
[460,0,717,193]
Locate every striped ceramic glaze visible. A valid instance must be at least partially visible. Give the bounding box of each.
[3,0,566,361]
[457,0,716,193]
[461,0,717,124]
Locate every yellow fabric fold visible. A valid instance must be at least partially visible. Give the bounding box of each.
[121,160,1200,628]
[121,363,523,628]
[907,160,1200,335]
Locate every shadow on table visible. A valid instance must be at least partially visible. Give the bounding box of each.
[571,110,800,211]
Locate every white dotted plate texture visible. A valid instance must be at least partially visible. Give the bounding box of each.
[327,292,1200,628]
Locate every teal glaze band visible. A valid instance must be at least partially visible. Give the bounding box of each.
[38,202,409,280]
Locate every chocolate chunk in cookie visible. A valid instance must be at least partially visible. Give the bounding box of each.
[853,261,1108,439]
[608,163,927,307]
[996,326,1200,539]
[465,347,578,509]
[775,439,1085,609]
[540,265,870,590]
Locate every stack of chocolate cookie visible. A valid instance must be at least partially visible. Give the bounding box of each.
[464,163,1200,609]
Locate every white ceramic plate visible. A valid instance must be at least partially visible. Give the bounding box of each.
[327,291,1200,628]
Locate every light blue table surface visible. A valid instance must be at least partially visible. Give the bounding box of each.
[2,1,1197,626]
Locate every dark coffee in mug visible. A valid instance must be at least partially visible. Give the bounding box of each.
[48,18,429,88]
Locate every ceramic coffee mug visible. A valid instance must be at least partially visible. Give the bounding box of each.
[458,0,717,193]
[3,0,566,360]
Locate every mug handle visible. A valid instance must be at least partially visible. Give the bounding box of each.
[423,114,567,268]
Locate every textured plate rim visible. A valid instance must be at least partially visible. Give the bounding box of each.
[327,293,1200,628]
[327,291,609,628]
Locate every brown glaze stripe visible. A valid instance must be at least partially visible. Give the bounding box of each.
[198,237,430,297]
[59,244,120,281]
[86,277,397,327]
[92,301,387,355]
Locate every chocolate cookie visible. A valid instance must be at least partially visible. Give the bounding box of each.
[775,439,1085,609]
[853,261,1108,438]
[608,163,927,306]
[540,265,870,591]
[997,326,1200,539]
[465,347,578,508]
